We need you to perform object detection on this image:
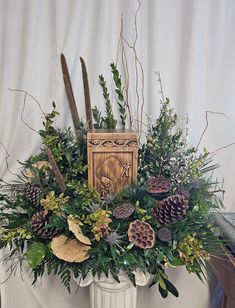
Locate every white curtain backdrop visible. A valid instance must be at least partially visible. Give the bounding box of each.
[0,0,235,307]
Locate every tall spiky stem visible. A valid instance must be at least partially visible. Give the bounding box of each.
[60,54,80,131]
[45,147,66,193]
[80,57,93,130]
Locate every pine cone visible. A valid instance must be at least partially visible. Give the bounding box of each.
[128,220,155,249]
[26,184,42,206]
[176,188,190,199]
[153,194,189,224]
[157,227,172,243]
[113,203,135,219]
[31,210,59,239]
[146,177,172,199]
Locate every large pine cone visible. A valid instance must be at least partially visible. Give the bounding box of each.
[153,194,189,224]
[128,220,155,249]
[146,177,172,199]
[26,184,42,206]
[31,210,59,239]
[113,203,135,219]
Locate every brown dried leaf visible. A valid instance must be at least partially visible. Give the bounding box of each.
[51,235,90,263]
[67,217,91,245]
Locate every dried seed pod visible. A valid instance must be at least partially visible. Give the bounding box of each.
[153,194,189,224]
[146,177,172,199]
[128,220,155,249]
[51,235,90,263]
[157,227,172,243]
[113,203,135,219]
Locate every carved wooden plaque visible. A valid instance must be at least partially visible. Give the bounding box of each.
[87,130,138,196]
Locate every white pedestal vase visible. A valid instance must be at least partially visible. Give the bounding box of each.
[74,271,151,308]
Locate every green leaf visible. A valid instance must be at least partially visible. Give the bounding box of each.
[26,242,46,269]
[0,240,5,249]
[156,252,165,263]
[165,279,179,297]
[127,242,135,250]
[149,273,159,288]
[65,150,72,164]
[158,275,167,290]
[159,284,168,298]
[169,256,185,266]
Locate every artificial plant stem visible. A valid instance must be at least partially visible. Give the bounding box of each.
[60,54,80,130]
[80,57,93,130]
[45,147,66,193]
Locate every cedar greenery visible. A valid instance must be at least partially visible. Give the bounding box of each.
[110,63,126,129]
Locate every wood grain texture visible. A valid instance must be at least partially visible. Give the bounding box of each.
[87,130,138,196]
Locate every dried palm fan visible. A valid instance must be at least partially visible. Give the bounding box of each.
[60,53,80,131]
[45,147,66,192]
[80,57,93,130]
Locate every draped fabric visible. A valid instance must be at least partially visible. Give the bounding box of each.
[0,0,234,307]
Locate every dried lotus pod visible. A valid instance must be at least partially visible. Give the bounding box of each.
[67,217,91,245]
[113,203,135,219]
[51,235,90,263]
[157,227,172,243]
[153,194,189,225]
[146,177,172,199]
[128,220,155,249]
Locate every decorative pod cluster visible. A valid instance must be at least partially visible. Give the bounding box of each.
[157,227,172,243]
[128,220,155,249]
[146,177,172,198]
[113,203,135,219]
[31,210,59,239]
[26,184,42,206]
[153,194,189,224]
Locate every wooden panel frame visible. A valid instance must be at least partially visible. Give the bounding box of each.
[87,130,138,196]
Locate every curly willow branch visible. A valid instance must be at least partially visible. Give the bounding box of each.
[8,88,44,135]
[196,111,230,151]
[116,16,132,128]
[121,0,145,141]
[0,143,25,181]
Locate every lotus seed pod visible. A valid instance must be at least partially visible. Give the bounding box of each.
[113,203,135,219]
[128,220,155,249]
[146,177,172,199]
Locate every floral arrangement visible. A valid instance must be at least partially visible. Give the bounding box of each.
[0,56,224,299]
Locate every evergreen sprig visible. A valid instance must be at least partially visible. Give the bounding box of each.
[110,63,127,129]
[99,74,117,129]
